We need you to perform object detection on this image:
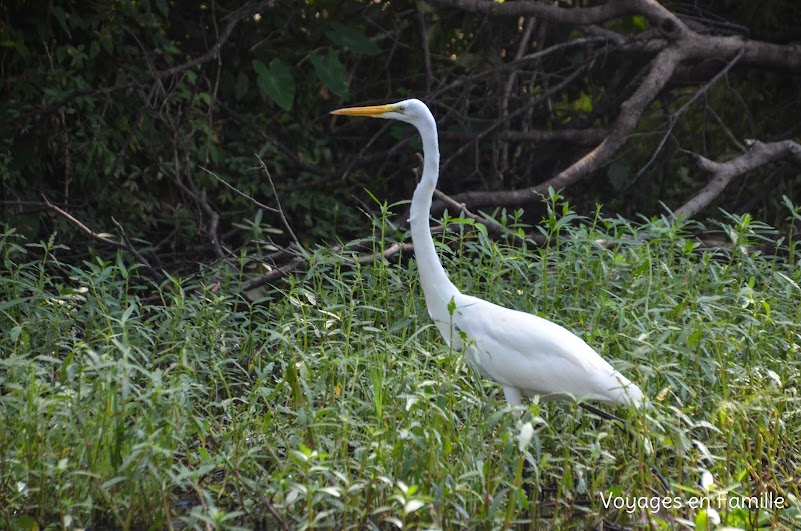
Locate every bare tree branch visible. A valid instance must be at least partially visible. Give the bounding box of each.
[445,45,684,209]
[431,0,801,72]
[441,51,597,175]
[686,34,801,71]
[427,0,668,28]
[674,140,801,219]
[545,46,684,190]
[42,195,160,277]
[501,129,608,146]
[421,0,801,217]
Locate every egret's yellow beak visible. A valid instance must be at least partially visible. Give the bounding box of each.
[330,104,395,117]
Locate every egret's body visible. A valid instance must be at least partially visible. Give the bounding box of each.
[332,99,644,408]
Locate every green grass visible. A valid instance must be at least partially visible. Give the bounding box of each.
[1,197,800,530]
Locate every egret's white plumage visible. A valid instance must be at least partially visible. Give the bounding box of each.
[332,99,644,409]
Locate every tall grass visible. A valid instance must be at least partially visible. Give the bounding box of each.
[1,197,800,529]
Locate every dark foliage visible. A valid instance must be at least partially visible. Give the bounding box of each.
[1,0,800,271]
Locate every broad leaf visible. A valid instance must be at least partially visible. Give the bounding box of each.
[325,22,379,56]
[607,160,631,191]
[253,58,295,111]
[309,51,348,99]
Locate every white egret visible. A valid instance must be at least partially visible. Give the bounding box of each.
[331,99,645,410]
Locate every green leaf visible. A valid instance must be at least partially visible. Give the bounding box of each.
[308,51,348,99]
[155,0,169,17]
[687,327,702,347]
[416,0,435,14]
[253,58,295,111]
[234,71,249,101]
[10,515,38,531]
[607,160,631,191]
[325,22,380,56]
[404,499,425,515]
[631,15,648,30]
[51,6,71,38]
[571,91,593,112]
[99,28,114,54]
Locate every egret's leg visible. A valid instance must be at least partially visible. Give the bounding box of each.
[579,402,624,423]
[503,386,522,407]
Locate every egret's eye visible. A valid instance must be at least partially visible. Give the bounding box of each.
[398,106,405,112]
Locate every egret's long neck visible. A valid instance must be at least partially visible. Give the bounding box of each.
[409,115,459,306]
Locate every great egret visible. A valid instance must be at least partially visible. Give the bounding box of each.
[331,99,644,410]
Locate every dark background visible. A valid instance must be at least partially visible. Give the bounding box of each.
[2,0,800,271]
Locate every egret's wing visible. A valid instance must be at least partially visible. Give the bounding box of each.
[450,293,640,403]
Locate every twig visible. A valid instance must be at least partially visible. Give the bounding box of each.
[418,11,434,93]
[44,43,73,206]
[433,190,536,247]
[441,53,596,173]
[442,128,608,145]
[200,166,279,213]
[110,217,161,278]
[707,105,746,153]
[42,195,123,248]
[539,45,684,194]
[333,119,401,179]
[42,195,160,277]
[170,131,225,259]
[241,258,307,291]
[634,48,745,179]
[431,36,613,100]
[256,156,301,248]
[499,16,537,181]
[435,39,673,210]
[354,242,415,265]
[263,493,289,531]
[219,101,338,182]
[204,5,224,165]
[198,189,225,259]
[263,243,302,266]
[242,240,416,292]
